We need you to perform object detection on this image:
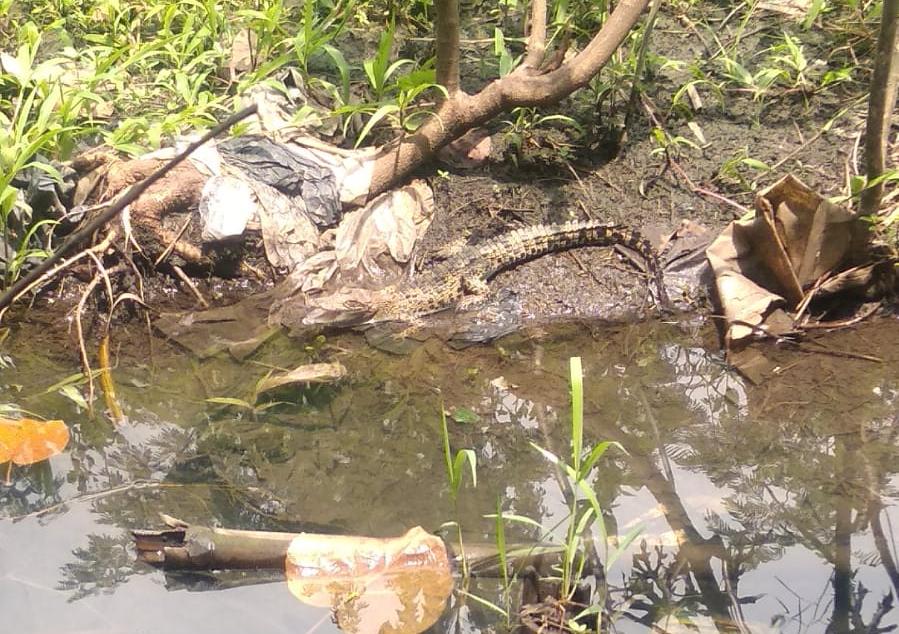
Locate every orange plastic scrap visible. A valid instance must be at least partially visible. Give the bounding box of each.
[285,526,454,634]
[0,417,69,465]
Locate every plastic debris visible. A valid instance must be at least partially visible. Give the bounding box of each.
[198,175,255,241]
[286,526,453,634]
[218,134,341,227]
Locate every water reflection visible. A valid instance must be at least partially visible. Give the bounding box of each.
[0,321,898,633]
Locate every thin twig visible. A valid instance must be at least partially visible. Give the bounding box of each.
[154,213,195,266]
[799,338,882,363]
[72,262,127,415]
[172,264,210,308]
[73,273,102,416]
[692,188,753,216]
[0,230,117,317]
[800,301,882,331]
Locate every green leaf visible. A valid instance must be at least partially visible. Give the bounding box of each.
[384,58,415,84]
[493,27,506,56]
[530,441,562,466]
[607,522,644,568]
[570,357,583,470]
[453,448,477,488]
[740,158,770,171]
[456,589,508,617]
[42,371,93,394]
[576,478,607,548]
[354,103,399,148]
[579,440,623,479]
[495,498,509,592]
[574,506,595,537]
[485,512,545,531]
[59,384,88,409]
[322,44,350,103]
[440,407,454,490]
[450,407,480,424]
[395,68,437,92]
[802,0,825,29]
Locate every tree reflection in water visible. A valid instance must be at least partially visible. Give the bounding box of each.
[4,322,898,634]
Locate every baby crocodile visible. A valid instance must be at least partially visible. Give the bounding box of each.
[306,220,669,325]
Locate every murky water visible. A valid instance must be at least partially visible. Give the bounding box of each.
[2,315,899,633]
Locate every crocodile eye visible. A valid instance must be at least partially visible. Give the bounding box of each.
[344,300,367,310]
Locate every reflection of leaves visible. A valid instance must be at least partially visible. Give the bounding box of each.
[57,533,135,601]
[623,540,703,628]
[0,460,65,518]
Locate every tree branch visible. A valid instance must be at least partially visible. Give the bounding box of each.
[368,0,649,197]
[504,0,650,104]
[523,0,548,71]
[436,0,461,95]
[860,0,899,214]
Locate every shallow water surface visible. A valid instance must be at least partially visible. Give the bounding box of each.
[2,316,899,633]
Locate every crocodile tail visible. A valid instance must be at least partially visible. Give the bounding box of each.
[480,220,669,307]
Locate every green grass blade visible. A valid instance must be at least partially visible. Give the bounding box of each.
[570,357,583,471]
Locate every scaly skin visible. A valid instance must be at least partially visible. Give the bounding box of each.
[366,220,669,322]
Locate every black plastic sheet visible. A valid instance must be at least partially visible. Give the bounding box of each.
[218,135,340,227]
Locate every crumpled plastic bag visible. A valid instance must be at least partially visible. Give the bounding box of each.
[198,175,255,241]
[333,180,435,275]
[286,526,453,634]
[706,174,870,354]
[269,180,436,329]
[157,179,436,356]
[218,134,341,227]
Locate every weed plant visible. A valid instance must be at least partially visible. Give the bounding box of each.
[450,357,642,632]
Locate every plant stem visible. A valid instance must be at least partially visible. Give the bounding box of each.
[861,0,899,215]
[435,0,460,95]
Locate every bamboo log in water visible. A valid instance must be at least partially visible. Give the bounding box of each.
[132,515,563,576]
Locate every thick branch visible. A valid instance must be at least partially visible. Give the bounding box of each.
[860,0,899,214]
[435,0,461,95]
[523,0,548,70]
[369,0,649,197]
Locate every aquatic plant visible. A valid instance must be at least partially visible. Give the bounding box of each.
[440,405,477,579]
[485,357,643,631]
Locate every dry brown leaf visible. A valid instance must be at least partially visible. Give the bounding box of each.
[707,174,869,349]
[256,362,347,395]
